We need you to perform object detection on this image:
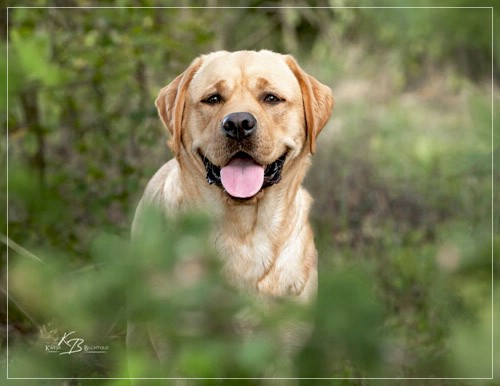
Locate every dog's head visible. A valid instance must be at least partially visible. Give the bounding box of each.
[155,50,333,203]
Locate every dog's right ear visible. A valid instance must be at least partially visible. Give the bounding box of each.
[155,57,202,155]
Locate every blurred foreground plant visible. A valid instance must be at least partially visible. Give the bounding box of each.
[8,203,309,381]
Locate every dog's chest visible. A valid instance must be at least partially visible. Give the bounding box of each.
[214,227,309,299]
[215,227,274,288]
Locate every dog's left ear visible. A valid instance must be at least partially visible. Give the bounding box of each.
[155,57,202,155]
[285,56,334,154]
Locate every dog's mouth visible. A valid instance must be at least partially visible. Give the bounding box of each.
[200,151,287,199]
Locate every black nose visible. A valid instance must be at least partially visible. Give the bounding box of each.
[221,112,257,141]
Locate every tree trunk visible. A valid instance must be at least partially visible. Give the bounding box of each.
[280,8,298,54]
[20,88,45,190]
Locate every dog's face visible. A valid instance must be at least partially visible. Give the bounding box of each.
[155,50,333,203]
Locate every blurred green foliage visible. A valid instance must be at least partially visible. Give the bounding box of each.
[2,2,498,385]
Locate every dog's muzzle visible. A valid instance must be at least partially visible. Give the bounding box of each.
[200,151,287,199]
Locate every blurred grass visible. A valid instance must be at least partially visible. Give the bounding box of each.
[303,48,496,382]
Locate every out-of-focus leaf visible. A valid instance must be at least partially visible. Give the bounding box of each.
[10,30,65,87]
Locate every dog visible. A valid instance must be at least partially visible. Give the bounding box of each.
[128,50,333,383]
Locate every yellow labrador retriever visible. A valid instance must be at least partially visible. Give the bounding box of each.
[129,50,333,380]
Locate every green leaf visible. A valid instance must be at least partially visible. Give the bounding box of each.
[11,30,64,87]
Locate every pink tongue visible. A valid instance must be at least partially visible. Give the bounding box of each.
[220,157,265,198]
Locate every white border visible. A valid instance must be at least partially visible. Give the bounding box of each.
[5,4,9,382]
[5,5,495,381]
[491,5,495,381]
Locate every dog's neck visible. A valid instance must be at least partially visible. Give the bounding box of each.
[143,158,316,299]
[204,173,315,298]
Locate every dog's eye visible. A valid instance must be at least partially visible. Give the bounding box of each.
[263,94,282,103]
[202,94,222,104]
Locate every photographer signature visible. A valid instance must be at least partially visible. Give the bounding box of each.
[45,331,109,355]
[57,331,84,355]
